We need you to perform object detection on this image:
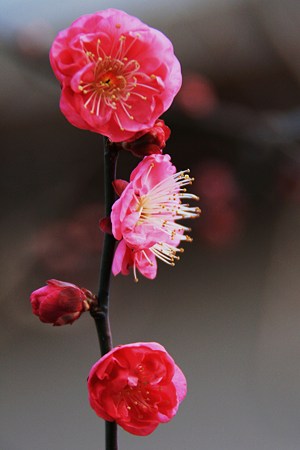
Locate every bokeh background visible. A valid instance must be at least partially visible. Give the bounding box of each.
[1,0,300,449]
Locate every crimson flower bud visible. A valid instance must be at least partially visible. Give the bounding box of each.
[30,279,93,326]
[121,119,171,157]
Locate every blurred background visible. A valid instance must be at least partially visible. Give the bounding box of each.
[1,0,300,449]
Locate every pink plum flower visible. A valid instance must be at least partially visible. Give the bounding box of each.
[88,342,187,436]
[30,279,93,326]
[50,9,182,142]
[111,154,200,281]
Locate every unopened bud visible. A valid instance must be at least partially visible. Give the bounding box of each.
[30,279,95,326]
[121,119,171,157]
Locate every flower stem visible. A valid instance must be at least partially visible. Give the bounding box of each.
[92,137,119,450]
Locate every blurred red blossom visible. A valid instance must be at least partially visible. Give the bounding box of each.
[88,342,187,436]
[50,8,181,142]
[31,203,103,278]
[30,279,94,326]
[177,73,217,117]
[16,20,55,58]
[195,161,246,248]
[121,119,171,157]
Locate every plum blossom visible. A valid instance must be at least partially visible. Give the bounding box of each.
[111,154,200,281]
[50,9,182,142]
[88,342,187,436]
[30,279,93,326]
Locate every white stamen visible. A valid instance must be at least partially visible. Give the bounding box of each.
[133,262,138,282]
[114,111,125,131]
[142,250,154,266]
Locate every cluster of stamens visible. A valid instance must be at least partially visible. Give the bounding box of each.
[121,364,153,419]
[135,164,200,268]
[123,385,153,418]
[78,32,160,131]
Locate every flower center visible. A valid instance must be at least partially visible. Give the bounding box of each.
[93,57,128,93]
[122,381,153,418]
[96,69,126,92]
[78,35,160,131]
